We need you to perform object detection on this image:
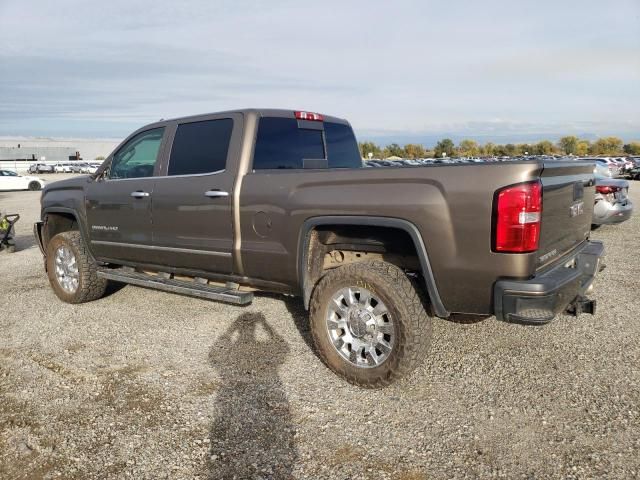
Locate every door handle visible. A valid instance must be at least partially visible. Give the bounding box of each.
[204,190,229,198]
[130,191,150,198]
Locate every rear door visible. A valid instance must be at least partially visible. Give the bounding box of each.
[537,160,595,269]
[150,113,242,273]
[85,126,167,263]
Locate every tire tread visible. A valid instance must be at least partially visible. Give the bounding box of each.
[310,260,432,388]
[47,231,108,303]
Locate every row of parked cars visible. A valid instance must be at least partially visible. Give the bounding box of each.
[27,162,102,174]
[366,155,640,173]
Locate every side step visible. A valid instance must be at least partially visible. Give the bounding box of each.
[97,268,253,305]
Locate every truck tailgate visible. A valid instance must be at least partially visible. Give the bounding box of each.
[537,161,595,269]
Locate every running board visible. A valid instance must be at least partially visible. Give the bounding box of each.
[97,268,253,305]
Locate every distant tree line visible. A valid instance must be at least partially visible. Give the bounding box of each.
[359,136,640,159]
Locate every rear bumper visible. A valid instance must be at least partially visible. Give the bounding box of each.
[494,240,605,324]
[593,200,633,225]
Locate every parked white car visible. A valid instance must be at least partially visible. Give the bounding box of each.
[0,170,46,191]
[84,163,102,174]
[80,163,97,173]
[54,163,73,173]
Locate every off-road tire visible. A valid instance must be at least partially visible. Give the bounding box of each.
[46,231,108,304]
[28,181,41,191]
[309,260,432,388]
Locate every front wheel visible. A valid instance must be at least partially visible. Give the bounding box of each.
[46,231,108,304]
[309,260,432,388]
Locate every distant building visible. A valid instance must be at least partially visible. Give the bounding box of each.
[0,145,80,162]
[0,137,120,163]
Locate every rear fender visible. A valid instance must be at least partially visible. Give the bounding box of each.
[297,216,449,318]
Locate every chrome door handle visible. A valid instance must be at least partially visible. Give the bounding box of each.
[204,190,229,198]
[130,191,150,198]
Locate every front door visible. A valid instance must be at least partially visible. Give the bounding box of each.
[151,115,240,274]
[85,126,166,263]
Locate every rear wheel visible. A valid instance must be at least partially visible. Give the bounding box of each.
[309,260,432,388]
[28,181,41,191]
[46,231,108,303]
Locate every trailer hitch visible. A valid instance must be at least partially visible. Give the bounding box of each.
[566,296,597,317]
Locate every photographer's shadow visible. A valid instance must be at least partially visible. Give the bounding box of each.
[208,312,298,479]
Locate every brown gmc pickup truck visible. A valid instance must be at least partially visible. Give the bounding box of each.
[35,109,604,387]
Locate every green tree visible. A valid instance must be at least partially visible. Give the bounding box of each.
[576,140,590,156]
[382,143,405,158]
[403,143,426,159]
[623,142,640,155]
[493,144,508,156]
[358,142,381,159]
[535,140,555,155]
[458,139,479,157]
[558,136,579,155]
[481,142,496,156]
[590,137,623,155]
[504,144,518,156]
[518,144,533,156]
[434,138,456,158]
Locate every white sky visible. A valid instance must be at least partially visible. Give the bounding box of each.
[1,0,639,144]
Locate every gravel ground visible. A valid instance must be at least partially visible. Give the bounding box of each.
[1,174,638,479]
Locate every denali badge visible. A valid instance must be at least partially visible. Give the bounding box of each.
[91,225,119,231]
[569,202,584,217]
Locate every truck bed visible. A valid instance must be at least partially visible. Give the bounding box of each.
[238,159,596,315]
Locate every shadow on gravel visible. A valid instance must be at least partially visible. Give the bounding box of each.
[255,292,315,354]
[207,312,298,479]
[282,296,315,352]
[12,234,37,251]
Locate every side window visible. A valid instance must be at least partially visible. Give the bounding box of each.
[325,122,362,168]
[253,117,325,170]
[168,119,233,176]
[109,127,164,180]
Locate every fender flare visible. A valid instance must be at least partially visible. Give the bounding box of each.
[41,207,94,258]
[297,216,449,318]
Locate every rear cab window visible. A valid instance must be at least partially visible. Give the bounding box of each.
[252,116,362,170]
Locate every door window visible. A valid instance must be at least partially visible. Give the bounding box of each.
[108,127,165,179]
[167,119,233,176]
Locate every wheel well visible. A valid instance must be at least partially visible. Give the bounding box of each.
[44,212,78,247]
[303,224,422,306]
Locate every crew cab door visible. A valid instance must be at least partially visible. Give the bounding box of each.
[150,114,242,273]
[85,126,167,263]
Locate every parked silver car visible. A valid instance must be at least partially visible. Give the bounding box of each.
[593,163,633,225]
[28,163,54,174]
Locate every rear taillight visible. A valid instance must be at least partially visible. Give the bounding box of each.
[294,110,324,121]
[595,185,620,194]
[494,181,542,253]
